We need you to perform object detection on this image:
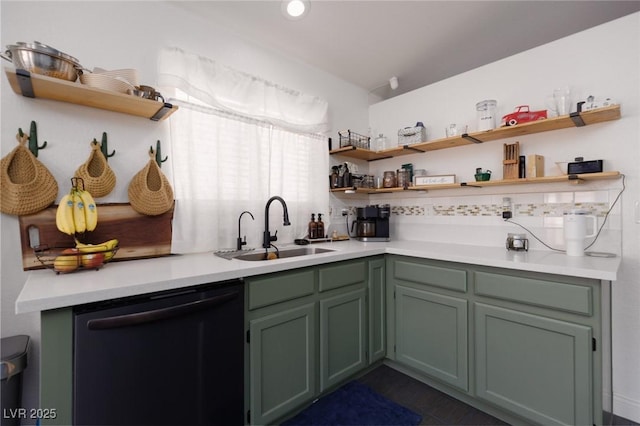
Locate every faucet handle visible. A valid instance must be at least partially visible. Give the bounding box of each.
[271,230,278,242]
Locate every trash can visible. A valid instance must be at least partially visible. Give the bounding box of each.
[1,335,30,426]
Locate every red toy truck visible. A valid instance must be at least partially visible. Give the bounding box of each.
[501,105,548,126]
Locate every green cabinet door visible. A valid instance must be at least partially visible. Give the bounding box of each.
[475,303,593,426]
[395,285,468,391]
[249,303,317,425]
[368,258,386,364]
[319,288,367,392]
[41,308,73,426]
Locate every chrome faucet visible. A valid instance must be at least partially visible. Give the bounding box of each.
[237,210,254,251]
[263,196,291,249]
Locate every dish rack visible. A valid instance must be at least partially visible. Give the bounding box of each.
[338,130,370,149]
[34,243,119,274]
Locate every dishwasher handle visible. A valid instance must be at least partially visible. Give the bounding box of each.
[87,291,239,330]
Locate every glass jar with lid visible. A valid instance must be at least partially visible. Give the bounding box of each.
[383,171,396,188]
[476,99,497,131]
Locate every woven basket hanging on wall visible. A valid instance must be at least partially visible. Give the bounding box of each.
[74,141,116,197]
[127,150,174,216]
[0,133,58,216]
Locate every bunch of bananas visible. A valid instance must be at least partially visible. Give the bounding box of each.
[75,238,119,261]
[56,188,98,235]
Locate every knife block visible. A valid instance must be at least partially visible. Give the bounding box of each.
[503,142,520,179]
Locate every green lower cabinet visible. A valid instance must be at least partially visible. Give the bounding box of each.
[319,288,367,392]
[475,303,593,426]
[368,258,386,364]
[395,285,468,391]
[249,303,317,425]
[40,308,73,426]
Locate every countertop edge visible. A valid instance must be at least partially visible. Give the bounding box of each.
[16,241,619,314]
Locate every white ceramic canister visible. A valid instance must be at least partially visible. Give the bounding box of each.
[476,100,497,131]
[563,208,597,256]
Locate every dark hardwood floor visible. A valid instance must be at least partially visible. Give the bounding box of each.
[357,365,507,425]
[357,365,639,426]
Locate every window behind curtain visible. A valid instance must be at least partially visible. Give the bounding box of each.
[168,91,329,254]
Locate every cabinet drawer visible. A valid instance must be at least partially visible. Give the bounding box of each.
[319,261,365,292]
[248,269,315,310]
[392,259,467,293]
[474,271,592,315]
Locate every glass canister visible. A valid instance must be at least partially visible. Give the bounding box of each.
[397,169,410,188]
[476,100,497,131]
[373,134,387,151]
[383,171,396,188]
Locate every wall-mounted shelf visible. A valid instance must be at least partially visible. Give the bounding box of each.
[330,171,621,194]
[4,68,178,121]
[330,105,621,161]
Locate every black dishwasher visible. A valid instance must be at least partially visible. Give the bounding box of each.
[73,280,244,426]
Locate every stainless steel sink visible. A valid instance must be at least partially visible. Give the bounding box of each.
[234,246,335,261]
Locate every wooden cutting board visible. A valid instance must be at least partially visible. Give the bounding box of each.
[18,203,174,271]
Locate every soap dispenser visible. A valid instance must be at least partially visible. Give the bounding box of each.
[308,214,318,239]
[317,214,325,239]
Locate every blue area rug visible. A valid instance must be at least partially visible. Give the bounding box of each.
[281,381,422,426]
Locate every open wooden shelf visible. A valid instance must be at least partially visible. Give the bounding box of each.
[330,105,621,161]
[330,171,621,194]
[5,67,178,121]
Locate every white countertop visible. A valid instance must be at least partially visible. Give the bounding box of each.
[16,240,620,314]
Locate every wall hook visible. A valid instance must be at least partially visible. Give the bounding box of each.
[100,131,116,160]
[18,121,47,157]
[150,140,168,167]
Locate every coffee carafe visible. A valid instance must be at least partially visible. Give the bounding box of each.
[351,204,390,242]
[563,209,597,256]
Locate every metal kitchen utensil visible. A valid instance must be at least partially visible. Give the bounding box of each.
[3,41,82,81]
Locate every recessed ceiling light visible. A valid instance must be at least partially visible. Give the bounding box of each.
[282,0,310,20]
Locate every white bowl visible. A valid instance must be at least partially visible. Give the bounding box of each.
[80,73,135,94]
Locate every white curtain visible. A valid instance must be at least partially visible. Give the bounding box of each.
[158,46,329,134]
[158,48,329,253]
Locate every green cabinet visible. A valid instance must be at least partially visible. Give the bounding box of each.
[473,269,600,426]
[246,269,317,425]
[475,303,593,426]
[368,258,386,363]
[319,288,366,391]
[387,255,606,426]
[40,308,74,426]
[248,303,317,425]
[246,257,383,424]
[388,256,469,391]
[395,285,468,391]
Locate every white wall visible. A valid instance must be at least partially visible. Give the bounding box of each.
[0,1,369,419]
[367,13,640,421]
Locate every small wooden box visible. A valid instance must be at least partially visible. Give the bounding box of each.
[527,155,544,177]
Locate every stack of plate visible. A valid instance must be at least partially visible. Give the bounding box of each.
[79,68,138,94]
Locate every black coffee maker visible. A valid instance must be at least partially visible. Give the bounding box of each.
[351,204,390,242]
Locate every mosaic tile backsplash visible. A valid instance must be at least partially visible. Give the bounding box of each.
[391,202,610,217]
